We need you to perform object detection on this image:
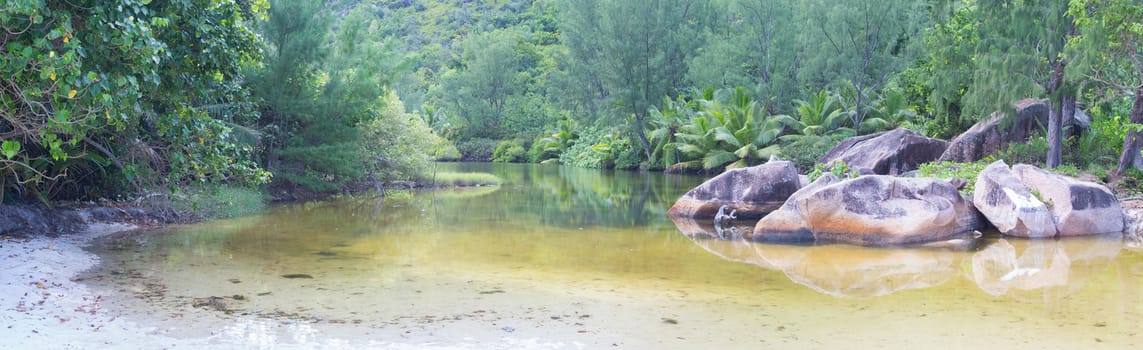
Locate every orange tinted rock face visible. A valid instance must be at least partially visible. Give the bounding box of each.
[751,175,986,246]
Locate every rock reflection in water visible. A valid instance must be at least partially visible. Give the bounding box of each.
[672,216,967,298]
[969,234,1122,299]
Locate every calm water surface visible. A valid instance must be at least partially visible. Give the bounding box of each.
[84,163,1143,349]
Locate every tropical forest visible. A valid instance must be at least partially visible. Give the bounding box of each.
[2,0,1143,205]
[5,1,1143,349]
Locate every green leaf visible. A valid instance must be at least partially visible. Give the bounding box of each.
[1,140,20,160]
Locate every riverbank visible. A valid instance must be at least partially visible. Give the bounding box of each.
[0,222,194,348]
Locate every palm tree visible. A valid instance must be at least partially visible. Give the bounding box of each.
[536,117,577,161]
[647,95,696,169]
[779,88,854,143]
[674,87,784,171]
[859,86,917,134]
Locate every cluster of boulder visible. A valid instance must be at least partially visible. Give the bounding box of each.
[669,159,1125,246]
[668,100,1123,246]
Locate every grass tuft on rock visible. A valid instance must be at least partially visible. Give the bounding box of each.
[916,161,989,194]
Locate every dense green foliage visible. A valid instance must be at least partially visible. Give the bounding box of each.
[2,0,455,203]
[2,0,270,202]
[7,0,1143,204]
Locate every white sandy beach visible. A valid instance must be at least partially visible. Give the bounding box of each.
[0,224,599,349]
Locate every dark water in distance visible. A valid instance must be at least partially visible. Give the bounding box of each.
[84,163,1143,349]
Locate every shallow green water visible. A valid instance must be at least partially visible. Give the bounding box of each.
[84,163,1143,349]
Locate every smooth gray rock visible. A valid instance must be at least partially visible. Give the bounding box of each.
[667,161,802,219]
[1012,164,1124,236]
[750,174,986,246]
[819,128,948,175]
[972,160,1057,238]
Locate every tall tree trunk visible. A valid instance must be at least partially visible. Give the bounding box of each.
[632,112,653,162]
[1047,94,1063,169]
[1045,61,1066,169]
[1062,94,1077,138]
[1115,79,1143,175]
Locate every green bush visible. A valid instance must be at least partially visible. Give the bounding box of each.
[781,137,837,174]
[916,161,988,194]
[1063,109,1126,174]
[526,135,560,163]
[560,126,610,168]
[361,92,451,182]
[613,145,644,170]
[492,140,527,163]
[807,160,858,182]
[990,136,1049,166]
[456,138,500,161]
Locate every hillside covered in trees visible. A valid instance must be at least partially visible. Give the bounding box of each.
[3,0,1143,204]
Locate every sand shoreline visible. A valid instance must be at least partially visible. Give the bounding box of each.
[1,224,594,349]
[0,223,196,349]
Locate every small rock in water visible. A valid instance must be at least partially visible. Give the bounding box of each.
[192,297,227,311]
[282,274,314,279]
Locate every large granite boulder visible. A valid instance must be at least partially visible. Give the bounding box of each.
[939,99,1049,163]
[819,128,949,175]
[972,161,1057,238]
[1012,164,1125,236]
[750,174,986,246]
[667,160,801,219]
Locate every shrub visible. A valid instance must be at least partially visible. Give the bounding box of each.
[989,136,1049,166]
[781,137,837,174]
[560,126,610,168]
[361,92,450,181]
[527,135,559,163]
[807,160,858,182]
[916,161,988,194]
[492,140,527,163]
[456,138,500,161]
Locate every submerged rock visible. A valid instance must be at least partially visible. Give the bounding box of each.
[667,160,801,219]
[750,174,986,246]
[973,160,1057,238]
[819,128,948,175]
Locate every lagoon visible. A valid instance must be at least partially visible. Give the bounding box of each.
[82,163,1143,349]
